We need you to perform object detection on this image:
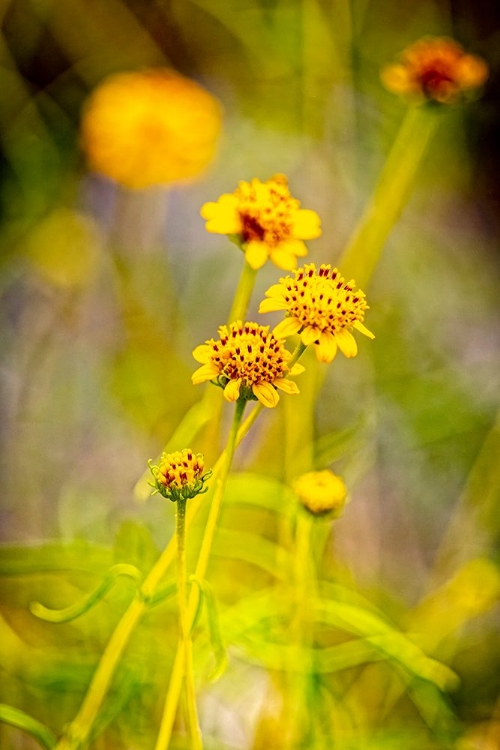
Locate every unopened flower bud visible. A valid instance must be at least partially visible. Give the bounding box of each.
[293,470,347,518]
[148,449,211,502]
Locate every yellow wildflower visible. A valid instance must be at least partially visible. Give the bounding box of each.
[200,175,321,270]
[381,36,488,104]
[192,321,304,408]
[294,470,347,518]
[148,449,211,502]
[81,69,222,189]
[259,263,374,363]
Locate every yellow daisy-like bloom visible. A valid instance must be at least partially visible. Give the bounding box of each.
[200,174,321,271]
[81,69,222,189]
[148,448,211,502]
[191,321,304,408]
[293,470,348,518]
[381,36,488,104]
[259,263,374,364]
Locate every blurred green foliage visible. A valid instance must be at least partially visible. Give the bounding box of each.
[1,0,499,748]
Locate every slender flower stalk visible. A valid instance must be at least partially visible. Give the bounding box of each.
[339,38,487,289]
[53,407,262,750]
[338,105,438,288]
[286,509,316,748]
[176,496,203,750]
[227,258,258,324]
[154,398,247,750]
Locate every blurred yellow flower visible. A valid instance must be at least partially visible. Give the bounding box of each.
[200,175,321,270]
[293,470,347,517]
[25,208,100,288]
[259,263,374,363]
[81,69,222,189]
[148,448,211,502]
[192,321,304,408]
[381,36,488,104]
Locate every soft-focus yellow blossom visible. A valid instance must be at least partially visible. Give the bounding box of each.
[81,69,222,189]
[259,263,374,363]
[148,449,211,502]
[25,208,100,288]
[200,175,321,270]
[381,37,488,104]
[192,321,304,408]
[293,470,347,517]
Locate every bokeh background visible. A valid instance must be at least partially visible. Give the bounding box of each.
[1,1,499,749]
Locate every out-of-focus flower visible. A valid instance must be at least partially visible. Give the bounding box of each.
[293,470,348,517]
[200,175,321,270]
[192,321,304,408]
[81,69,222,189]
[259,263,374,363]
[148,449,211,502]
[25,209,100,288]
[381,37,488,104]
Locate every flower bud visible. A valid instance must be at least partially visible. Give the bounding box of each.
[148,449,211,502]
[293,470,347,518]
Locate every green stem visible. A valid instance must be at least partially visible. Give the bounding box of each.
[154,398,247,750]
[176,497,203,750]
[286,511,315,748]
[54,403,261,750]
[339,105,439,288]
[227,259,257,324]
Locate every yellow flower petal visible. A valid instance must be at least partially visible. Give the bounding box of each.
[456,54,489,89]
[290,362,305,376]
[245,241,269,270]
[335,329,358,358]
[192,344,212,363]
[252,381,280,408]
[291,209,322,240]
[273,317,302,339]
[264,283,286,298]
[316,331,337,363]
[380,63,415,95]
[224,378,242,402]
[191,363,219,385]
[274,378,300,395]
[204,200,241,234]
[258,297,288,314]
[301,325,321,346]
[279,238,309,258]
[200,194,238,219]
[353,320,375,339]
[269,247,299,271]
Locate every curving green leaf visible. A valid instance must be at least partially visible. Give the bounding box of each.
[30,564,142,623]
[0,704,56,749]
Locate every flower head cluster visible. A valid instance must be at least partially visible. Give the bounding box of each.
[192,321,304,408]
[81,69,222,189]
[294,470,348,518]
[259,263,374,363]
[148,449,211,502]
[200,175,321,270]
[381,37,488,104]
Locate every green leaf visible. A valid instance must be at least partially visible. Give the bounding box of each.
[223,473,297,516]
[30,564,142,623]
[313,597,458,690]
[0,704,57,749]
[212,528,291,581]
